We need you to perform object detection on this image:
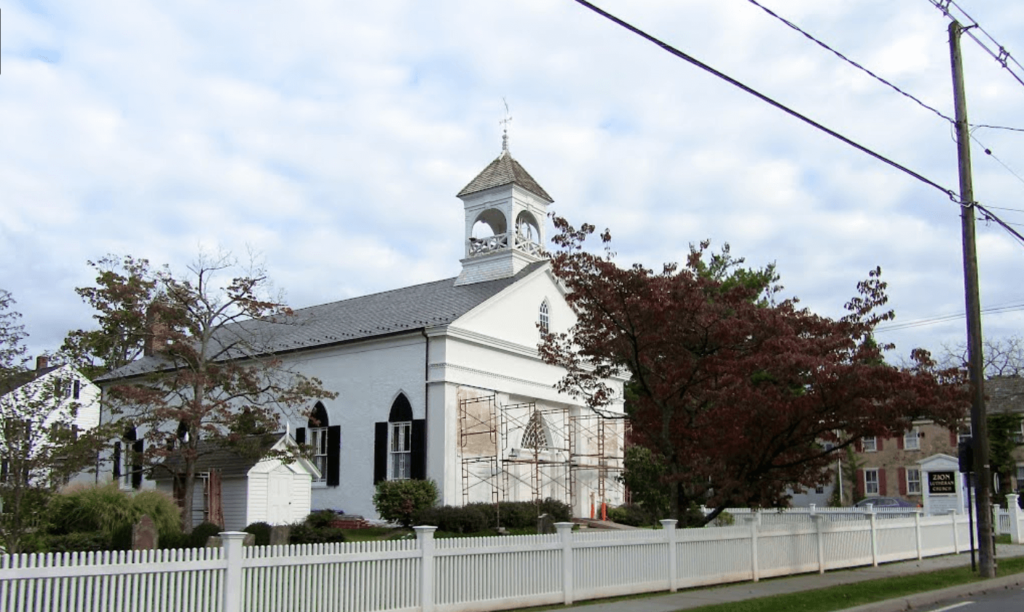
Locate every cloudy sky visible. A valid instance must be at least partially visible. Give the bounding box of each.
[2,0,1023,365]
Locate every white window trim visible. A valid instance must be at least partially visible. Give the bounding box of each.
[864,468,880,496]
[539,300,550,335]
[958,422,973,445]
[862,436,877,452]
[904,428,920,451]
[907,468,922,495]
[309,427,328,485]
[389,421,412,481]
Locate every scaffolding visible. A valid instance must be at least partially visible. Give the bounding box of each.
[458,393,625,514]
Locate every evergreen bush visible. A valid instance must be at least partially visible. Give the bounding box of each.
[372,479,438,527]
[243,522,273,546]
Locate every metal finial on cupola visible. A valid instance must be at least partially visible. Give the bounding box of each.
[500,98,512,153]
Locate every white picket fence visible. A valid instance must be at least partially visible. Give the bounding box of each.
[994,493,1024,542]
[0,510,981,612]
[714,505,920,525]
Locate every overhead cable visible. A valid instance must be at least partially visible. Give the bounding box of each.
[570,0,959,200]
[926,0,1024,90]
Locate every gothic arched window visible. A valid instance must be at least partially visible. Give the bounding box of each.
[539,300,550,334]
[295,402,341,487]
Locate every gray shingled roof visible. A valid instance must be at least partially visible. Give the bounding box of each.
[98,261,548,382]
[986,376,1024,414]
[457,151,553,201]
[150,433,283,480]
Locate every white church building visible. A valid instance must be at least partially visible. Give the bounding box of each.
[98,142,627,524]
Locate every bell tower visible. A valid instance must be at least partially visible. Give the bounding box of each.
[454,134,553,286]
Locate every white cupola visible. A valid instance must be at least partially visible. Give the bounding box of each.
[454,136,553,286]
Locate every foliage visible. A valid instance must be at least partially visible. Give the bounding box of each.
[44,484,182,551]
[414,499,571,533]
[189,522,223,547]
[620,446,670,522]
[987,413,1022,495]
[539,218,969,526]
[243,522,273,546]
[71,252,336,532]
[0,291,104,553]
[306,509,341,529]
[288,511,347,544]
[373,479,439,527]
[607,503,659,527]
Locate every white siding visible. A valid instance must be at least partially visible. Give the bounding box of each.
[247,473,269,525]
[222,478,248,531]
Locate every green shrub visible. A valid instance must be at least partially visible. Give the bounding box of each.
[243,522,273,546]
[289,523,346,545]
[415,499,571,533]
[46,484,135,542]
[46,531,110,553]
[159,530,191,550]
[608,503,658,527]
[305,510,339,529]
[189,522,223,548]
[536,498,572,523]
[130,490,182,540]
[373,479,438,527]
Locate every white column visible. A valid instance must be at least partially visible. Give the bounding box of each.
[813,515,826,574]
[415,526,437,612]
[1007,494,1022,544]
[914,512,923,560]
[556,522,575,605]
[949,510,960,554]
[220,532,248,612]
[661,519,678,592]
[747,516,759,582]
[868,508,878,567]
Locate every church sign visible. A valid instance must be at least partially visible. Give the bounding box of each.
[928,471,956,495]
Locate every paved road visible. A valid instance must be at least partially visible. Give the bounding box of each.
[918,587,1024,612]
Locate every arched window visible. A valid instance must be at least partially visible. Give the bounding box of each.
[295,402,341,487]
[307,402,330,483]
[388,395,413,480]
[117,426,143,490]
[539,300,550,334]
[374,394,425,484]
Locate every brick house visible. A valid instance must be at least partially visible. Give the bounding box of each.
[850,376,1024,505]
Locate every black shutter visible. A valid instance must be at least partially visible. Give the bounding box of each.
[1,458,8,483]
[112,442,122,479]
[327,425,341,487]
[131,439,144,489]
[411,419,426,480]
[295,427,306,445]
[374,422,387,485]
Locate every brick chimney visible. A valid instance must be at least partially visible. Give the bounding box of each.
[142,301,173,357]
[35,355,49,371]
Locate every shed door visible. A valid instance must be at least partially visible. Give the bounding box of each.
[267,472,293,525]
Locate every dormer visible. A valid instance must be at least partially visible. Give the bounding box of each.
[454,142,553,286]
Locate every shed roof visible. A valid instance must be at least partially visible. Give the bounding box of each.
[150,433,291,480]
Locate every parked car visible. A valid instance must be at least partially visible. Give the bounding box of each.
[853,497,919,508]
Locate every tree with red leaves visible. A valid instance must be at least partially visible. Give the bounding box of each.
[77,253,335,532]
[539,218,968,525]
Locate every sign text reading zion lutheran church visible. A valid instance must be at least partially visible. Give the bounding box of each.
[928,471,956,495]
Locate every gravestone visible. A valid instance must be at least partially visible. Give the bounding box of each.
[269,525,291,546]
[132,515,159,550]
[537,513,555,534]
[206,533,256,548]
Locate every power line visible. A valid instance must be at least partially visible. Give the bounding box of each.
[745,0,955,124]
[876,302,1024,333]
[927,0,1024,91]
[977,203,1024,247]
[569,0,959,200]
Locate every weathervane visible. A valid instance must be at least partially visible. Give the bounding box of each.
[500,98,512,152]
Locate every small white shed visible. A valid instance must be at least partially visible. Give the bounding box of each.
[154,433,320,531]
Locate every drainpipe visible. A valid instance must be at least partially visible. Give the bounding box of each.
[421,329,430,477]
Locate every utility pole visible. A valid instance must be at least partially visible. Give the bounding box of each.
[949,20,995,579]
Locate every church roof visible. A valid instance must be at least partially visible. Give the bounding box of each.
[98,261,548,382]
[457,150,552,202]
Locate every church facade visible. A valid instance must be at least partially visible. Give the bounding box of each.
[99,144,627,522]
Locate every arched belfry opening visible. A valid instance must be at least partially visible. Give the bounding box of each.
[454,140,553,286]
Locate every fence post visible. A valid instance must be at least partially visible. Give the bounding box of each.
[809,503,816,517]
[868,508,878,567]
[660,519,678,592]
[949,510,960,554]
[813,514,825,574]
[220,532,248,612]
[993,502,1001,536]
[415,526,437,612]
[556,522,575,605]
[914,512,923,560]
[746,516,759,582]
[1006,494,1022,544]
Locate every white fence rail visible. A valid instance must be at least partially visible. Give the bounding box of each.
[0,507,989,612]
[714,505,920,525]
[995,493,1024,543]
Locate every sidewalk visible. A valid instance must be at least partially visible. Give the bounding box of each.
[563,544,1024,612]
